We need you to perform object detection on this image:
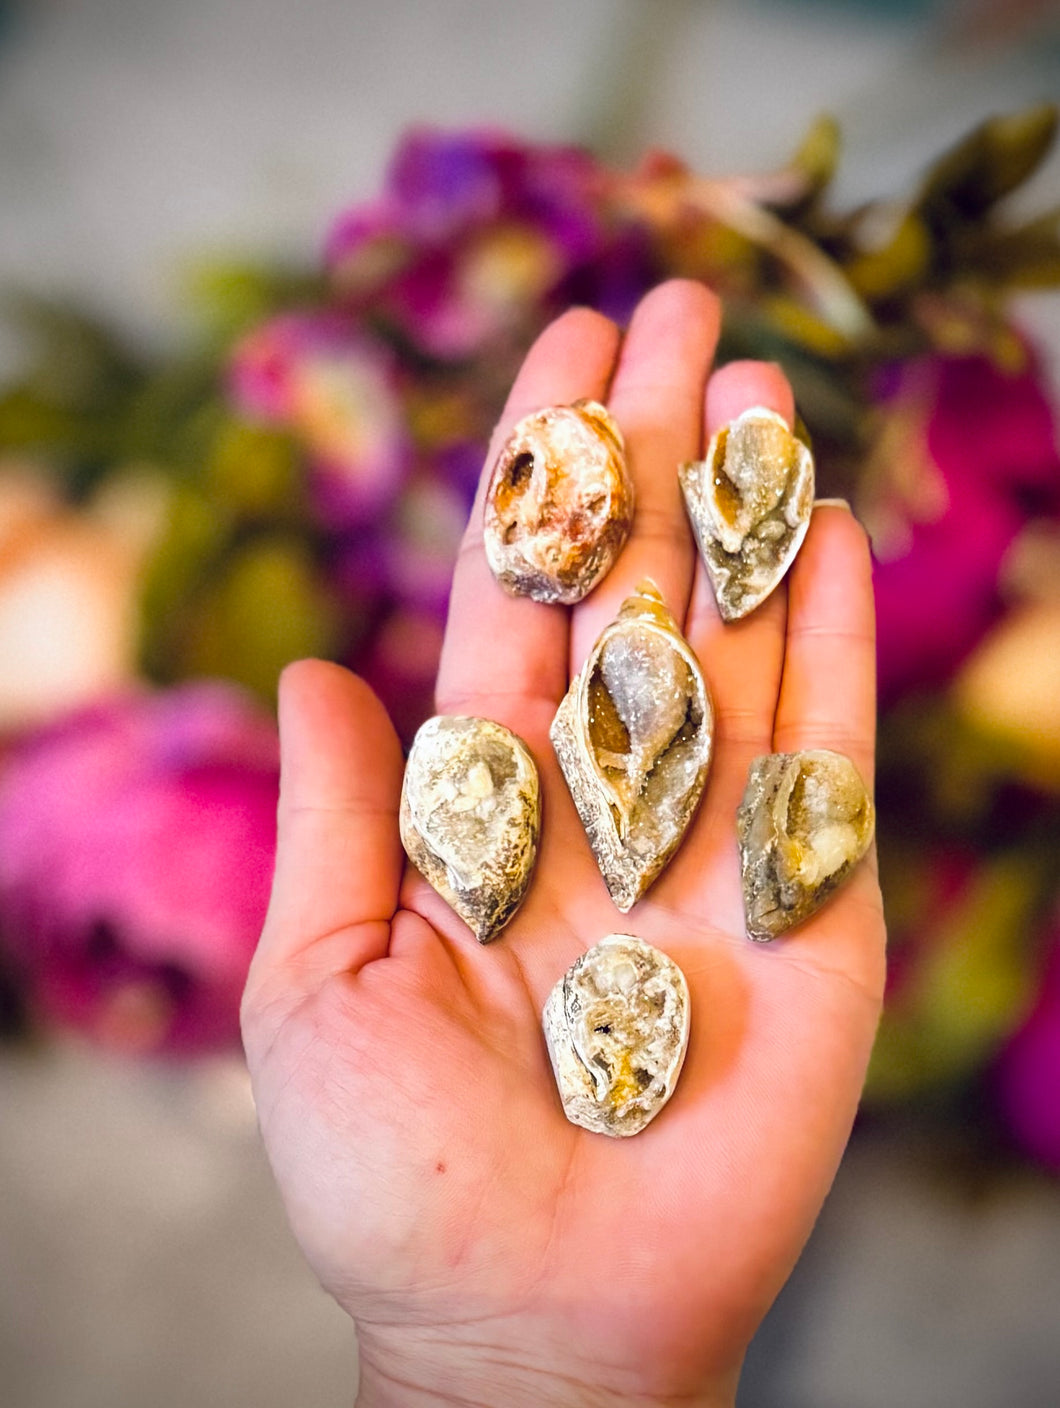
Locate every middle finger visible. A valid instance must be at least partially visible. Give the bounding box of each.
[568,278,721,671]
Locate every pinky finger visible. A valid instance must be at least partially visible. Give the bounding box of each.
[770,504,884,996]
[773,503,876,783]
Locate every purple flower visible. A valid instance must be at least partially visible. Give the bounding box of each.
[229,311,412,528]
[379,471,470,616]
[325,128,651,360]
[871,354,1060,705]
[993,919,1060,1172]
[0,683,278,1054]
[357,603,445,748]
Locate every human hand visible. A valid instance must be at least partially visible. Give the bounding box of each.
[241,280,885,1408]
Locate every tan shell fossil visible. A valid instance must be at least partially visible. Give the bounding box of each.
[679,405,814,621]
[400,715,540,943]
[483,400,634,604]
[543,934,690,1137]
[737,749,875,941]
[550,579,714,911]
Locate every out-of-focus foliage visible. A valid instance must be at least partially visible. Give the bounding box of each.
[1,109,1059,1176]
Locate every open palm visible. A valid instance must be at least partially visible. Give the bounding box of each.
[241,281,885,1408]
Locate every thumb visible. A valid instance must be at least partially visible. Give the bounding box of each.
[247,659,405,1001]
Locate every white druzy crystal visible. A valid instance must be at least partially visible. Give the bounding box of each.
[543,934,690,1137]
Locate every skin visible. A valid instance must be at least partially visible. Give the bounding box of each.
[241,280,885,1408]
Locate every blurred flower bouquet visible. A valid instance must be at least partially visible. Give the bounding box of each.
[1,109,1059,1170]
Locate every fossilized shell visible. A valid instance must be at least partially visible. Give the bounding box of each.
[543,934,690,1137]
[483,400,634,604]
[679,406,814,621]
[400,715,540,943]
[550,579,713,911]
[737,749,874,941]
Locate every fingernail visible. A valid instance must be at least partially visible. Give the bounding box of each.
[813,497,852,511]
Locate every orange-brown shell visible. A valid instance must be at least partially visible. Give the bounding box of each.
[483,400,633,605]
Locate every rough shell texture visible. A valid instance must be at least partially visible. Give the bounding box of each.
[483,399,634,604]
[543,934,690,1137]
[737,749,874,941]
[550,580,713,911]
[400,715,540,942]
[679,406,814,621]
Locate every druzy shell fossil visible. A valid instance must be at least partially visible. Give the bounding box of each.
[737,749,874,941]
[679,406,814,621]
[543,934,690,1137]
[483,400,634,604]
[400,715,540,943]
[550,580,714,912]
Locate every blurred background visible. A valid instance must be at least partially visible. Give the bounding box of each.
[2,1,1060,1405]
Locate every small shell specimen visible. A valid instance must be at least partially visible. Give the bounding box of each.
[679,406,814,621]
[737,749,874,941]
[550,580,713,911]
[483,400,634,604]
[543,934,690,1137]
[400,716,540,943]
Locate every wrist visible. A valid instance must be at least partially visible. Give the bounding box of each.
[354,1322,739,1408]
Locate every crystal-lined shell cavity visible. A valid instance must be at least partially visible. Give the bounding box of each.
[483,400,634,604]
[550,579,714,912]
[737,749,874,941]
[543,934,690,1137]
[679,406,814,621]
[399,715,540,943]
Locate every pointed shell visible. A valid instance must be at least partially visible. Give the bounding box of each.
[679,406,814,621]
[543,934,690,1137]
[400,715,540,942]
[483,400,633,604]
[737,749,874,941]
[550,579,713,911]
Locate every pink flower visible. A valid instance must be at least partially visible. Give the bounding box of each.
[993,919,1060,1172]
[870,353,1060,705]
[0,684,278,1054]
[229,311,412,528]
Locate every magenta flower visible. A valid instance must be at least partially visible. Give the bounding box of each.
[871,353,1060,705]
[229,311,412,528]
[0,684,278,1054]
[993,918,1060,1171]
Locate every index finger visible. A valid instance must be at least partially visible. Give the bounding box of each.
[434,307,621,722]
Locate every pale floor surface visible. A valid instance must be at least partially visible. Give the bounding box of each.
[3,1046,1059,1408]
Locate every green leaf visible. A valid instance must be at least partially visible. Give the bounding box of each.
[0,291,145,406]
[203,419,302,517]
[787,113,841,202]
[119,357,225,467]
[917,103,1058,223]
[177,535,344,700]
[962,206,1060,289]
[755,293,855,358]
[138,484,231,680]
[181,260,325,344]
[0,294,154,490]
[844,210,932,302]
[0,386,128,490]
[866,855,1044,1103]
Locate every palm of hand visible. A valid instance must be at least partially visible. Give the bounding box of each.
[243,283,885,1406]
